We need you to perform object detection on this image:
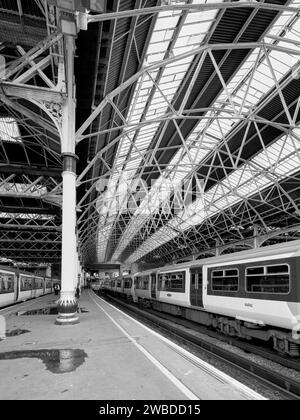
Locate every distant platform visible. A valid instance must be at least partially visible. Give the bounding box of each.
[0,290,264,400]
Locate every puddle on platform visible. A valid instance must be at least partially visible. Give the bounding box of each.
[16,307,58,316]
[0,349,87,374]
[6,329,30,337]
[0,329,30,341]
[16,307,89,316]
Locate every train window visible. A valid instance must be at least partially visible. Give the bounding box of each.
[136,276,149,290]
[191,271,202,289]
[20,276,32,291]
[246,264,290,294]
[158,271,185,293]
[211,269,239,292]
[124,278,132,289]
[191,273,196,287]
[226,269,238,276]
[0,272,14,294]
[267,265,289,274]
[116,280,122,287]
[247,267,264,275]
[212,270,223,277]
[34,278,43,289]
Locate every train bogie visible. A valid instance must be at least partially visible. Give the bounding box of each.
[203,296,298,331]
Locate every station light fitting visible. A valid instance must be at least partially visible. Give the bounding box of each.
[60,11,78,35]
[47,0,106,34]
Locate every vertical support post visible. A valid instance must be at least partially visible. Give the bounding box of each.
[56,32,79,325]
[56,153,79,324]
[253,225,259,248]
[215,239,220,256]
[77,251,83,289]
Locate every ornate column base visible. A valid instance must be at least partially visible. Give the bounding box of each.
[55,291,79,325]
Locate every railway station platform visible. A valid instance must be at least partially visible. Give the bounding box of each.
[0,290,264,400]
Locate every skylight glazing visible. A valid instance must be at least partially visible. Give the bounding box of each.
[0,117,21,143]
[126,128,300,263]
[112,3,300,261]
[97,0,221,262]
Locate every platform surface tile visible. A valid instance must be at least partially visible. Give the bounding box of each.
[0,290,265,400]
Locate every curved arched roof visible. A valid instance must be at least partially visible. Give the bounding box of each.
[1,1,300,271]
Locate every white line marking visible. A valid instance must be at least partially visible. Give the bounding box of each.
[89,292,199,400]
[90,291,266,401]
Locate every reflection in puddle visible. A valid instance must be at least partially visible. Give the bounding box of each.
[0,328,31,341]
[0,349,87,373]
[16,307,89,316]
[17,307,59,316]
[6,329,30,337]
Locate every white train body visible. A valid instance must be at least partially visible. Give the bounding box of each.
[202,248,300,332]
[103,240,300,356]
[134,270,152,302]
[0,270,17,307]
[156,267,190,308]
[0,265,60,308]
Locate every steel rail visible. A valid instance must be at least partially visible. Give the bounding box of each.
[100,292,300,400]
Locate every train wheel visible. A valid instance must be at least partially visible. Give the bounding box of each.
[273,336,300,357]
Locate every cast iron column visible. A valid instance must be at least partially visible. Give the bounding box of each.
[55,32,79,325]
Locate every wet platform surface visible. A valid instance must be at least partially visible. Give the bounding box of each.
[0,291,265,400]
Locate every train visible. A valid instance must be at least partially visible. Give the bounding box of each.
[101,240,300,357]
[0,264,60,308]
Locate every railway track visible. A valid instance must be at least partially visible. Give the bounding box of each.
[144,306,300,373]
[99,291,300,400]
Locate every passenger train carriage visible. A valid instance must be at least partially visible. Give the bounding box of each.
[0,265,60,308]
[102,240,300,357]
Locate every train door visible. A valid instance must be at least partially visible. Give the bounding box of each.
[151,273,157,299]
[190,269,203,308]
[32,277,36,298]
[14,273,19,302]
